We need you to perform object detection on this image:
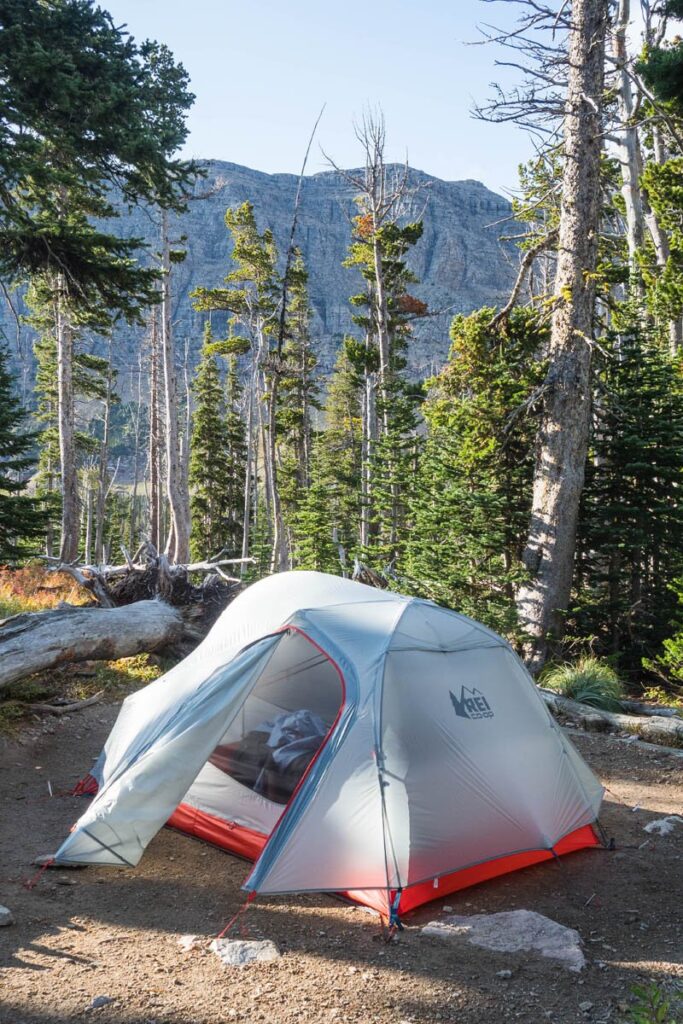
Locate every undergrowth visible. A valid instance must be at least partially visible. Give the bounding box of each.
[541,656,625,711]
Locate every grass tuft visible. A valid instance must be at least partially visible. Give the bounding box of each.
[541,656,625,711]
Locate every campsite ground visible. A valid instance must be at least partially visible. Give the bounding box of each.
[0,697,681,1024]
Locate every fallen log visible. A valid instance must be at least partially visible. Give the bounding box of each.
[0,600,184,690]
[538,687,683,748]
[619,699,681,719]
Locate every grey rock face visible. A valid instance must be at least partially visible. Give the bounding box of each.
[4,161,516,388]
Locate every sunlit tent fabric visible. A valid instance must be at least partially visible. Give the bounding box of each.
[55,571,604,916]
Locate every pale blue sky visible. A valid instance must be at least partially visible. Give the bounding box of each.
[103,0,529,195]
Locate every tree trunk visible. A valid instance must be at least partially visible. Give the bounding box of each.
[613,0,645,283]
[94,352,114,563]
[241,376,254,574]
[539,688,683,748]
[56,283,80,562]
[516,0,608,671]
[129,349,144,551]
[160,209,191,564]
[0,601,184,691]
[148,309,162,552]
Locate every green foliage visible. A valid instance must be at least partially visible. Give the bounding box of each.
[573,310,683,675]
[291,463,341,574]
[646,578,683,685]
[404,306,547,636]
[312,343,363,559]
[0,0,197,313]
[277,251,321,524]
[189,324,246,560]
[626,983,679,1024]
[541,657,625,711]
[0,345,47,561]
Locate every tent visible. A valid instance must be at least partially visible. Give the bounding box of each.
[56,571,604,918]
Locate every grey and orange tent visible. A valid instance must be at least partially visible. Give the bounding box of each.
[56,571,604,918]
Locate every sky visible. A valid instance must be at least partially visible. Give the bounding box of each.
[102,0,530,197]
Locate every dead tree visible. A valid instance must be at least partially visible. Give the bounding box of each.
[517,0,609,669]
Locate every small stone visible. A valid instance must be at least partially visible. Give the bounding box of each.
[0,906,14,927]
[177,934,201,952]
[56,877,77,886]
[579,1002,593,1013]
[209,938,281,968]
[90,995,115,1009]
[496,970,513,979]
[442,904,454,912]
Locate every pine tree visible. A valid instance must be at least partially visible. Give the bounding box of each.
[345,214,426,564]
[316,343,364,559]
[189,324,246,561]
[0,345,47,561]
[291,460,341,574]
[277,251,321,538]
[572,309,683,674]
[405,307,547,636]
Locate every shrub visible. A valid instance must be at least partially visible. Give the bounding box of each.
[541,656,625,711]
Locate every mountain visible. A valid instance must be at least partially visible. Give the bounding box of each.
[3,160,518,389]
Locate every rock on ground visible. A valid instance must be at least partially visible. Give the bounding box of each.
[422,910,585,972]
[643,815,682,836]
[209,938,281,968]
[0,906,13,927]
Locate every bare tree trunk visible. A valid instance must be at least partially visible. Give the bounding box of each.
[94,349,114,563]
[516,0,608,671]
[613,0,645,284]
[160,209,191,564]
[266,371,288,572]
[56,282,80,562]
[241,376,254,575]
[129,348,144,551]
[148,310,162,552]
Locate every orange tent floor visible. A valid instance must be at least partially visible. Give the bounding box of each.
[166,801,602,917]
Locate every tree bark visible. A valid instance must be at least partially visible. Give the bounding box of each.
[160,209,191,564]
[56,282,80,562]
[94,350,114,563]
[539,688,683,748]
[0,600,184,690]
[613,0,645,282]
[516,0,609,670]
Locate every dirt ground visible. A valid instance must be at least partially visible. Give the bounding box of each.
[0,700,681,1024]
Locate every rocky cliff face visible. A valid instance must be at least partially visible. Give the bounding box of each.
[5,160,517,387]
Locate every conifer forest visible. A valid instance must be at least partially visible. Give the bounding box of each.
[1,4,683,1024]
[2,0,683,693]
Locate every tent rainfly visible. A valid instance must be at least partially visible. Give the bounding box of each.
[56,571,604,917]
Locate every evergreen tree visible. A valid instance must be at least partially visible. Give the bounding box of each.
[0,345,47,561]
[345,214,426,563]
[291,460,341,574]
[572,310,683,674]
[316,343,364,559]
[189,324,246,560]
[277,252,320,536]
[405,307,547,637]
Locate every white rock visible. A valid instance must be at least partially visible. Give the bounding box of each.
[422,909,585,972]
[209,938,281,967]
[177,934,201,952]
[579,1001,594,1013]
[643,815,683,836]
[496,969,513,978]
[89,995,115,1009]
[0,906,14,927]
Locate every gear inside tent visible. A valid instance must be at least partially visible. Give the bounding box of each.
[57,571,604,918]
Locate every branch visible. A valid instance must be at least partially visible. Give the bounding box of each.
[488,227,558,328]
